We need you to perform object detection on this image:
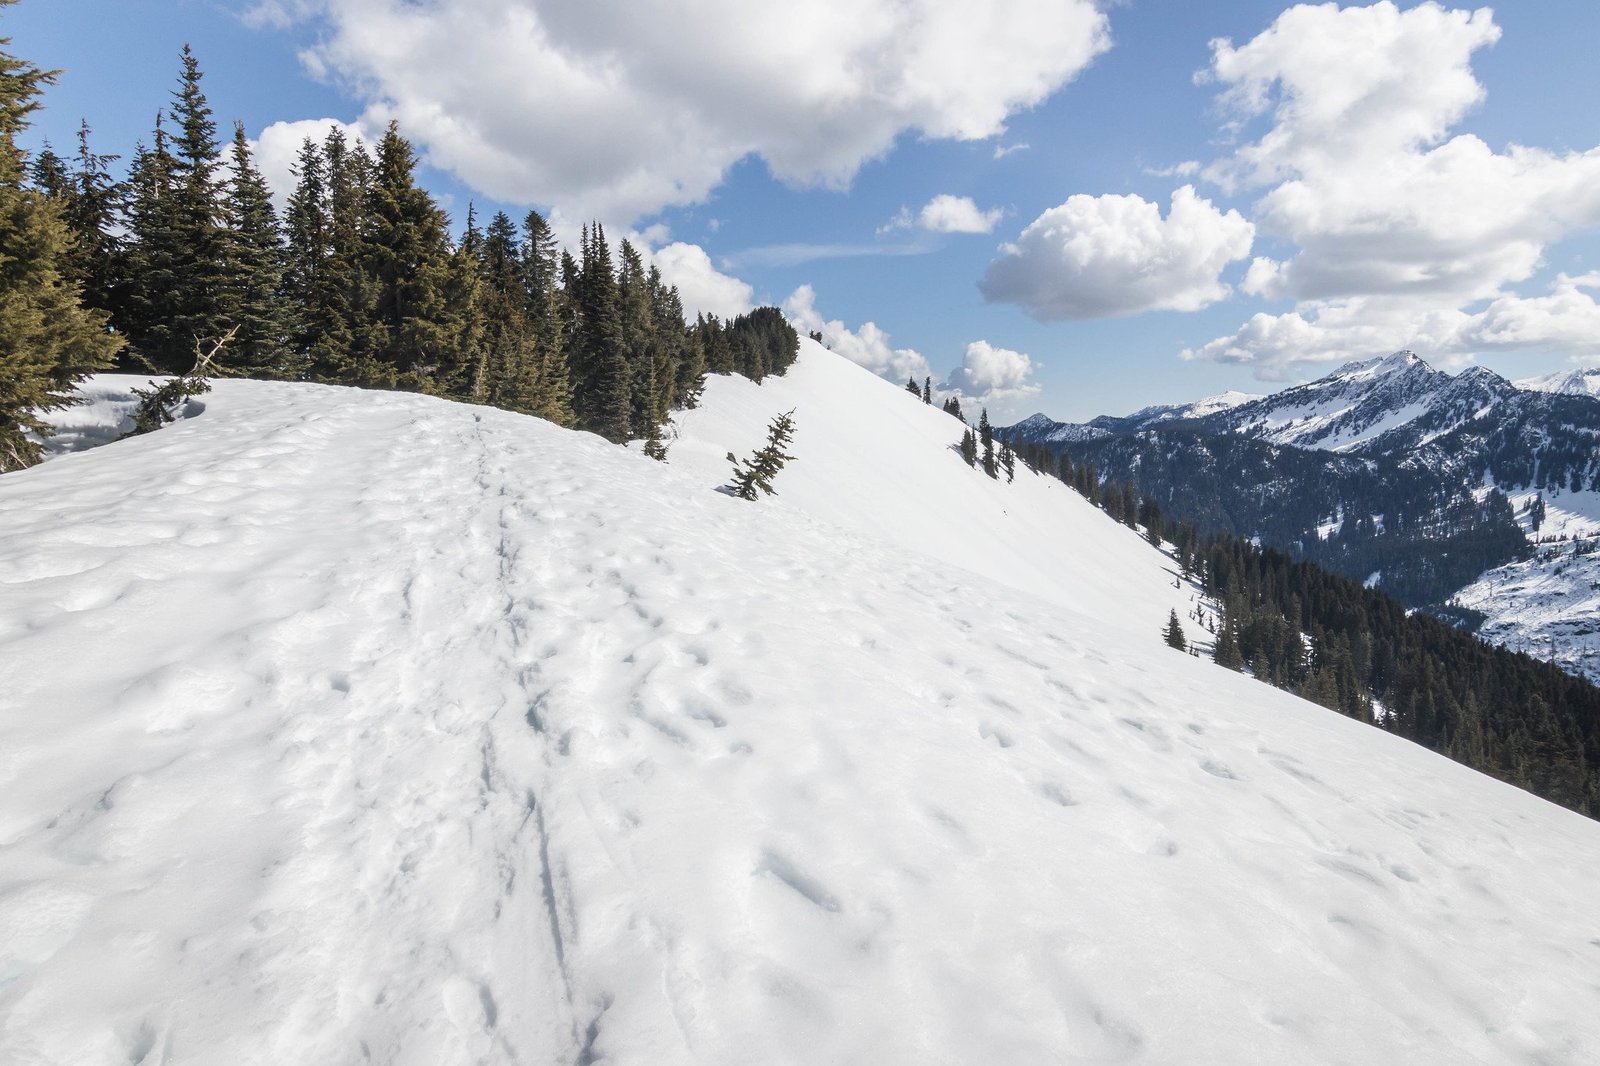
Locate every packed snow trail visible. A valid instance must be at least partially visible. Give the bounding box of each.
[2,363,1600,1064]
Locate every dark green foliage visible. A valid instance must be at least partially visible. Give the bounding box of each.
[922,377,931,404]
[906,375,920,397]
[1212,625,1244,671]
[570,223,631,441]
[725,306,800,379]
[960,427,977,467]
[0,9,121,469]
[1000,437,1015,482]
[1164,610,1187,651]
[125,46,231,374]
[219,123,293,378]
[979,408,995,478]
[58,122,125,325]
[364,122,464,391]
[942,395,964,421]
[643,419,668,462]
[726,408,797,500]
[16,49,765,455]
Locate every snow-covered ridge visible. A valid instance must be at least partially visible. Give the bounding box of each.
[4,347,1600,1064]
[1518,366,1600,399]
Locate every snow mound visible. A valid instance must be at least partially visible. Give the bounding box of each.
[3,353,1600,1065]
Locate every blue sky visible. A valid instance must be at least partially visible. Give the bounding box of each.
[11,1,1600,421]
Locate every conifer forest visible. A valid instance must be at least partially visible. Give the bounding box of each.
[1,35,797,471]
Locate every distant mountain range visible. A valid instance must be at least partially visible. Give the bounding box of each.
[1005,353,1600,681]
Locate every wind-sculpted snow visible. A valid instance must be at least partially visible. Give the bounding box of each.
[3,362,1600,1064]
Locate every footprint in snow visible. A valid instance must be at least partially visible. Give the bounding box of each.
[979,723,1015,748]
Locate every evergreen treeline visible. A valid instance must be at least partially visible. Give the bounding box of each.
[1026,441,1600,818]
[4,40,798,463]
[0,5,121,470]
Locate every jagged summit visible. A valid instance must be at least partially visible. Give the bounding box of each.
[5,345,1600,1063]
[1333,349,1428,378]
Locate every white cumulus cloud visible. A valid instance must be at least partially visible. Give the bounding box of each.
[918,194,1005,234]
[647,242,753,322]
[256,0,1109,222]
[979,185,1254,319]
[944,340,1041,416]
[782,285,933,385]
[1189,2,1600,376]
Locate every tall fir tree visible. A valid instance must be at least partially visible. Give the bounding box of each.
[120,115,180,370]
[283,135,332,374]
[62,121,125,327]
[146,45,230,373]
[616,239,658,436]
[473,209,541,411]
[979,407,996,478]
[1164,610,1188,651]
[364,122,461,391]
[572,223,630,441]
[520,209,572,424]
[315,127,375,382]
[0,4,121,469]
[219,122,293,377]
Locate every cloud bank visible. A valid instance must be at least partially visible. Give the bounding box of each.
[1190,1,1600,375]
[258,0,1109,222]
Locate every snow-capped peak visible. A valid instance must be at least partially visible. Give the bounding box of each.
[1516,366,1600,399]
[1333,349,1428,380]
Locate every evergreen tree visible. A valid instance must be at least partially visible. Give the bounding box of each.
[979,407,996,478]
[1000,437,1016,482]
[364,121,460,391]
[119,116,180,370]
[137,45,229,373]
[960,427,977,468]
[1164,610,1188,651]
[442,202,487,402]
[571,223,630,441]
[616,239,658,436]
[26,139,66,196]
[1213,625,1244,670]
[0,7,121,469]
[643,419,668,462]
[649,269,694,414]
[520,210,572,424]
[219,122,293,377]
[726,408,797,500]
[472,209,536,410]
[62,121,125,327]
[905,375,920,397]
[922,376,932,404]
[283,135,334,376]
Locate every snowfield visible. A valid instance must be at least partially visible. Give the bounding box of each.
[4,346,1600,1065]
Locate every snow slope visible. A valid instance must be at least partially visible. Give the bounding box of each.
[666,350,1195,634]
[4,351,1600,1065]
